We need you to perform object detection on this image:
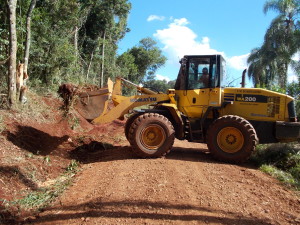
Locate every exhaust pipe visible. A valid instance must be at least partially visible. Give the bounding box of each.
[241,69,246,88]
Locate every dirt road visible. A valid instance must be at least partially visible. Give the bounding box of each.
[26,140,299,225]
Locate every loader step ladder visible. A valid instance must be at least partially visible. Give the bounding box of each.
[185,120,205,143]
[186,106,214,143]
[189,125,205,142]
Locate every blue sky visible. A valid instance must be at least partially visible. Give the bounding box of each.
[118,0,280,87]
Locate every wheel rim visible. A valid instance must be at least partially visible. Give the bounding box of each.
[140,124,166,150]
[217,127,244,153]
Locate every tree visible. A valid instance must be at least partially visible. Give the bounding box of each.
[247,44,278,88]
[116,37,167,95]
[248,0,300,89]
[0,1,9,88]
[7,0,17,106]
[24,0,36,77]
[1,0,132,96]
[143,79,176,93]
[79,0,131,86]
[116,52,138,80]
[287,82,300,119]
[122,37,167,84]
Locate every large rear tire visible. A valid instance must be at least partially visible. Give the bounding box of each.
[128,113,175,158]
[206,115,258,163]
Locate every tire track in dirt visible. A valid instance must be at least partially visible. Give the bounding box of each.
[26,141,300,225]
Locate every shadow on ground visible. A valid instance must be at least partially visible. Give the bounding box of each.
[6,125,69,155]
[69,142,254,168]
[0,166,38,191]
[0,205,17,225]
[25,199,272,225]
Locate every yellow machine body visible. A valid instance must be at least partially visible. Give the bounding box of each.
[175,87,293,123]
[62,54,299,163]
[221,88,293,122]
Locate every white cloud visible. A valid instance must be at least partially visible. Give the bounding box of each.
[153,18,223,65]
[173,18,189,26]
[156,74,170,82]
[227,53,249,70]
[147,15,165,22]
[153,17,252,81]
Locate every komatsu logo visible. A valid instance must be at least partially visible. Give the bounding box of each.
[130,97,157,103]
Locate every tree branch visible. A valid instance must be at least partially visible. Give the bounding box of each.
[0,56,10,65]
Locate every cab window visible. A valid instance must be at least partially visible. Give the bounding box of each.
[187,58,211,89]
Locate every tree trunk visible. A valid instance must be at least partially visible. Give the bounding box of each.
[20,0,36,103]
[7,0,18,107]
[278,62,288,89]
[24,0,36,75]
[74,26,78,58]
[100,30,106,88]
[86,50,94,81]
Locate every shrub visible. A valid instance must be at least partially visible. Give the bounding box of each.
[251,143,300,191]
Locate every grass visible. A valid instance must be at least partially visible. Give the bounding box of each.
[260,165,299,187]
[112,135,126,143]
[0,93,9,109]
[4,160,80,212]
[68,115,80,130]
[64,112,81,130]
[251,142,300,192]
[43,156,51,164]
[1,91,55,123]
[0,114,5,133]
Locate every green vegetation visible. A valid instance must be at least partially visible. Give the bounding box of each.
[4,160,80,211]
[43,156,51,164]
[0,114,5,133]
[67,113,80,130]
[251,143,300,191]
[248,0,300,89]
[1,0,298,106]
[112,135,126,143]
[0,0,174,107]
[247,0,300,119]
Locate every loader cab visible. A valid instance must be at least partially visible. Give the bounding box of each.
[175,55,225,90]
[174,55,225,118]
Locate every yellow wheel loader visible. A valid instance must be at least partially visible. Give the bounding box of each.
[60,55,300,163]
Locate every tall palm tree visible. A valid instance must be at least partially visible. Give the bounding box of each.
[247,42,278,88]
[247,48,266,87]
[248,0,300,89]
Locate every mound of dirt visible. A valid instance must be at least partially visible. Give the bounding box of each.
[0,92,127,223]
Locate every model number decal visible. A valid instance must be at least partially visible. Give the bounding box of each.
[244,97,256,102]
[235,94,268,103]
[130,97,157,103]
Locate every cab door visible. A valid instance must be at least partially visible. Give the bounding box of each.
[208,61,222,107]
[185,89,210,118]
[175,55,223,118]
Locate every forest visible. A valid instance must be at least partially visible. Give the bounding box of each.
[0,0,174,106]
[0,0,299,114]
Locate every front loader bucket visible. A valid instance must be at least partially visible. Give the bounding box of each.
[58,78,113,121]
[75,89,110,121]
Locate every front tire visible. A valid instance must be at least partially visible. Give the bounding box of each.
[206,115,258,163]
[124,113,141,142]
[128,113,175,158]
